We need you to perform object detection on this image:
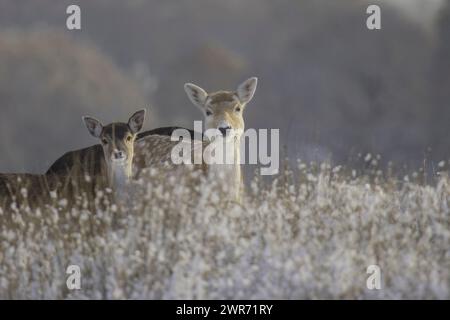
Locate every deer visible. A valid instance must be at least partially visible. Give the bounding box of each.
[135,77,258,202]
[183,77,258,201]
[46,110,146,196]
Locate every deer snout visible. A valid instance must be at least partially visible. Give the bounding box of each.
[218,126,232,136]
[113,150,126,161]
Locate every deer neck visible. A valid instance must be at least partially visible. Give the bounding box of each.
[106,160,132,190]
[208,136,242,199]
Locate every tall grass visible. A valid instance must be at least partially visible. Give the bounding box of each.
[0,161,449,299]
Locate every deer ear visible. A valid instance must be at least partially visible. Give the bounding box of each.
[237,77,258,104]
[128,109,146,134]
[184,83,208,110]
[82,116,103,138]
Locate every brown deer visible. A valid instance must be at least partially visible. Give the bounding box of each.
[136,77,258,201]
[46,110,146,194]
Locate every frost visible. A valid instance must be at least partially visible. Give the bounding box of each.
[0,164,449,299]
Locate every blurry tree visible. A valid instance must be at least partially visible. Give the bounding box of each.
[0,30,150,173]
[156,43,247,127]
[430,1,450,160]
[0,0,448,172]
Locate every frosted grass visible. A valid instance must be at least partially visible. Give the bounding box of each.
[0,162,449,299]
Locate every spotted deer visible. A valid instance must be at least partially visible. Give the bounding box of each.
[135,77,258,201]
[184,77,258,200]
[46,110,146,194]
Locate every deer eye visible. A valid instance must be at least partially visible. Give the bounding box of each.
[101,138,108,145]
[235,107,241,112]
[126,135,133,142]
[206,110,212,116]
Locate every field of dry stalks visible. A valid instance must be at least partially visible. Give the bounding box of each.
[0,160,449,299]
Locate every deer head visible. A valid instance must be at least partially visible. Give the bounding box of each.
[184,77,257,142]
[82,110,146,187]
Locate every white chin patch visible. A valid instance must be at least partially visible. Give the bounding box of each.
[112,158,127,164]
[228,129,243,140]
[226,132,238,141]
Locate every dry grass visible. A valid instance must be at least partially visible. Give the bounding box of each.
[0,161,449,299]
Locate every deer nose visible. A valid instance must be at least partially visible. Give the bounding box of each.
[113,150,125,160]
[218,126,231,136]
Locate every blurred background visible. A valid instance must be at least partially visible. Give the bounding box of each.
[0,0,448,174]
